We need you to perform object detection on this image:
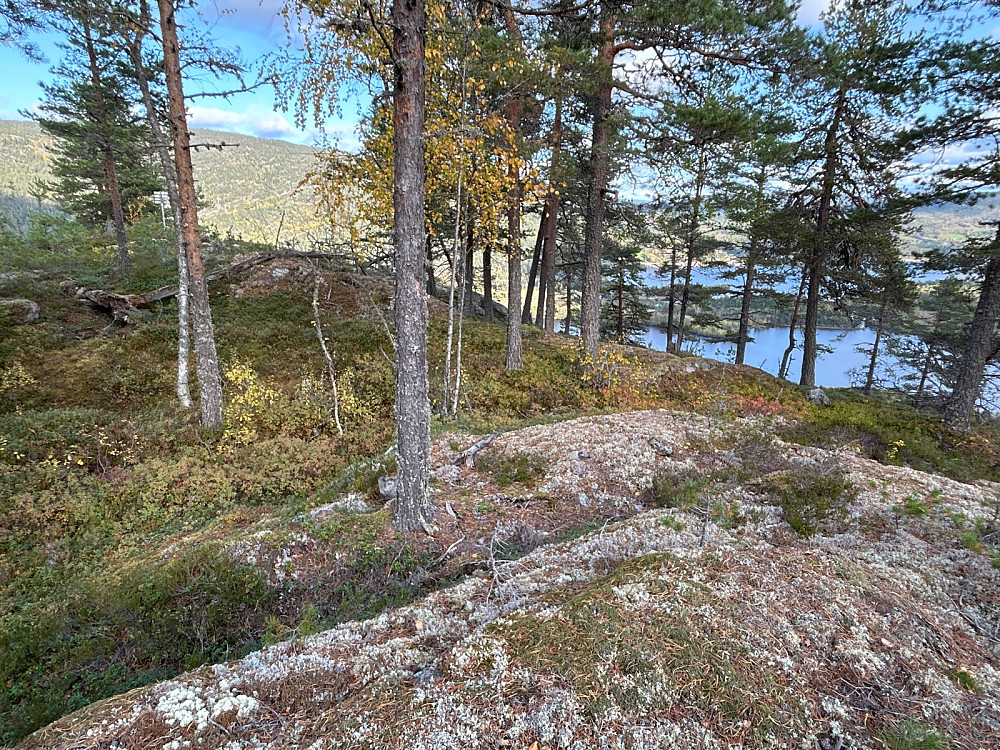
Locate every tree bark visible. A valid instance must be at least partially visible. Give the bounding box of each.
[863,295,889,395]
[665,242,678,351]
[389,0,434,529]
[522,203,546,324]
[735,169,765,366]
[81,16,129,267]
[425,234,437,297]
[580,4,616,358]
[673,148,706,354]
[483,242,493,323]
[779,267,808,381]
[916,344,934,402]
[539,94,562,333]
[944,240,1000,430]
[158,0,223,428]
[502,4,524,370]
[464,200,475,315]
[801,85,848,388]
[565,266,573,334]
[735,254,756,366]
[126,0,191,409]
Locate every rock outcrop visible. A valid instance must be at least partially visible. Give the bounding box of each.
[18,411,1000,750]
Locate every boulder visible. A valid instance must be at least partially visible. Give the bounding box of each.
[0,298,40,324]
[808,386,832,406]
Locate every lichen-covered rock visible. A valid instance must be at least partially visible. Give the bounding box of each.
[0,298,40,324]
[19,411,1000,750]
[808,387,832,406]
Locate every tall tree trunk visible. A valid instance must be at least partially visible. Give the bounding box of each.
[863,295,889,395]
[464,200,475,315]
[580,4,616,357]
[779,267,808,381]
[735,252,756,365]
[673,148,707,354]
[539,94,562,333]
[616,268,624,341]
[442,121,464,417]
[565,267,573,334]
[944,243,1000,430]
[425,234,437,297]
[126,1,191,409]
[665,243,678,351]
[157,0,223,427]
[522,204,546,324]
[387,0,434,529]
[502,4,524,370]
[82,17,128,267]
[735,169,765,366]
[916,343,934,402]
[483,243,494,322]
[801,85,848,388]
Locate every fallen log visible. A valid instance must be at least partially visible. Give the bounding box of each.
[453,431,500,468]
[74,288,145,323]
[75,251,353,316]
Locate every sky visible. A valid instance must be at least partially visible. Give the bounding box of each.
[0,0,841,152]
[0,0,341,145]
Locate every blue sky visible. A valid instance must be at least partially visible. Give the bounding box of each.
[0,0,359,147]
[0,0,922,152]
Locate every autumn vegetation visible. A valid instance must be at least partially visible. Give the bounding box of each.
[4,0,1000,745]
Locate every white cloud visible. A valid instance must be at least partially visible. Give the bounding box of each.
[188,103,299,139]
[186,102,363,151]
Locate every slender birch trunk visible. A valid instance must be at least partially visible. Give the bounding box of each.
[158,0,223,427]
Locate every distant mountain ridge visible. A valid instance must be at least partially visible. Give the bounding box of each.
[1,118,997,253]
[0,118,327,241]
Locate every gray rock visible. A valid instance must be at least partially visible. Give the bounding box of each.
[808,387,832,406]
[378,475,397,500]
[0,298,40,324]
[648,437,673,456]
[413,666,439,684]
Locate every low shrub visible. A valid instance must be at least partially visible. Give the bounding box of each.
[763,459,857,536]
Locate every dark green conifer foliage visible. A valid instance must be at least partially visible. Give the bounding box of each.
[600,204,651,345]
[32,3,161,265]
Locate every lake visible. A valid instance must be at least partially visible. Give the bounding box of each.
[642,324,892,388]
[640,262,950,388]
[642,263,948,294]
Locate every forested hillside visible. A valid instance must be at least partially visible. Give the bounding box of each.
[0,119,325,240]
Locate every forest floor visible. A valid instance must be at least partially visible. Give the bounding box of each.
[3,247,1000,749]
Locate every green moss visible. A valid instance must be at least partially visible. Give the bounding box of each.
[762,461,856,536]
[878,719,950,750]
[946,668,979,692]
[781,391,1000,484]
[500,553,801,741]
[476,450,548,488]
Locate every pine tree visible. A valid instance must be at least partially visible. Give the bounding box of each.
[901,1,1000,428]
[33,3,160,267]
[600,204,651,345]
[791,0,920,388]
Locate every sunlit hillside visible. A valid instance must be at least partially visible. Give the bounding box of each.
[0,119,329,242]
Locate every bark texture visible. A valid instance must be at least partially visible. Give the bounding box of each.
[801,86,847,388]
[502,4,524,371]
[944,246,1000,430]
[390,0,434,530]
[126,0,191,408]
[158,0,223,427]
[540,95,562,333]
[579,6,616,358]
[82,17,129,268]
